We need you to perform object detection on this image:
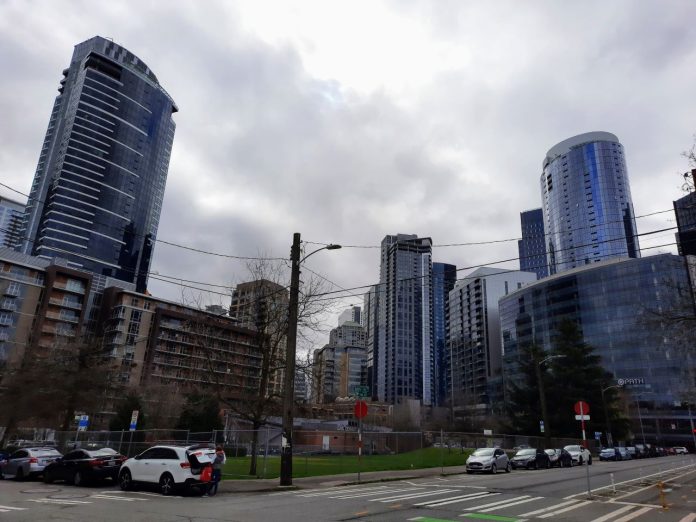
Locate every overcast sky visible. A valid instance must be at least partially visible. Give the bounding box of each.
[2,0,695,348]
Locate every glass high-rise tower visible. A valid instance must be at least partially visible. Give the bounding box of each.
[21,36,177,292]
[518,208,548,279]
[541,132,639,275]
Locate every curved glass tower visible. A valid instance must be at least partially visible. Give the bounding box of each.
[541,132,639,275]
[21,36,177,292]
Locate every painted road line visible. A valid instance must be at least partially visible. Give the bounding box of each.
[463,496,531,511]
[476,496,544,513]
[611,507,652,522]
[90,494,146,501]
[371,489,459,502]
[520,499,580,517]
[589,505,636,522]
[300,486,389,497]
[678,514,696,522]
[332,487,421,499]
[408,517,460,522]
[537,500,593,519]
[0,506,27,511]
[27,498,92,505]
[460,514,522,522]
[419,492,497,508]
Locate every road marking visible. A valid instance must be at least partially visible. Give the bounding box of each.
[299,486,388,497]
[417,492,496,507]
[90,494,145,501]
[332,487,421,499]
[611,506,652,522]
[371,489,458,502]
[0,506,27,511]
[679,514,696,522]
[460,514,522,522]
[408,517,462,522]
[520,499,580,516]
[589,505,636,522]
[27,498,93,505]
[537,500,592,518]
[467,496,543,513]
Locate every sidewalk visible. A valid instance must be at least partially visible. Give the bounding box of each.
[218,464,469,493]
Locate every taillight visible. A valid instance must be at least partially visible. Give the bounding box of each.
[180,462,190,469]
[88,459,102,467]
[29,457,38,464]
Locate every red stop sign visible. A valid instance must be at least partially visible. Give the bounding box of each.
[574,401,590,415]
[354,400,368,419]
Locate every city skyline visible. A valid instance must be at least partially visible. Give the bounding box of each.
[1,2,695,350]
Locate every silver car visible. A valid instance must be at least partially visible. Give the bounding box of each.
[466,447,511,474]
[3,447,62,480]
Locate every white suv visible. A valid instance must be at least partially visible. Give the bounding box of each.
[563,445,593,465]
[118,445,214,495]
[673,446,689,455]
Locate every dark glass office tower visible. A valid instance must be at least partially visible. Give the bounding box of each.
[674,170,696,256]
[541,132,639,275]
[432,262,456,407]
[517,208,548,279]
[21,36,177,292]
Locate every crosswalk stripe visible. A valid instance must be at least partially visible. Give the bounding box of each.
[464,495,530,511]
[417,492,496,507]
[332,487,421,499]
[477,496,544,513]
[0,505,27,511]
[371,489,458,502]
[612,507,652,522]
[300,486,389,497]
[538,500,593,518]
[679,514,696,522]
[520,499,579,517]
[589,505,636,522]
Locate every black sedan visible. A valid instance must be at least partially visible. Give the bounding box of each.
[43,448,126,486]
[510,448,552,470]
[546,448,573,467]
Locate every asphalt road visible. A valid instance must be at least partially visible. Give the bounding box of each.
[1,456,695,521]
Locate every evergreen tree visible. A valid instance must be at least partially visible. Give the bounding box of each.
[175,393,223,433]
[506,343,545,435]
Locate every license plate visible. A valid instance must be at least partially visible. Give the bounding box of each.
[107,460,115,466]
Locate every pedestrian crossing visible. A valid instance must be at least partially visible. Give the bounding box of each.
[276,482,696,521]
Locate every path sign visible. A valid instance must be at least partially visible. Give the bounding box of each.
[574,401,590,415]
[353,385,370,398]
[129,410,139,431]
[354,400,368,419]
[77,415,89,432]
[575,415,590,421]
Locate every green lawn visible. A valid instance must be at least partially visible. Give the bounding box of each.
[222,447,473,480]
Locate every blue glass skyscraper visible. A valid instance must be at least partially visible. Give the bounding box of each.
[518,208,548,279]
[432,262,456,406]
[21,36,177,292]
[541,132,639,274]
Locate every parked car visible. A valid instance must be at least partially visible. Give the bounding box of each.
[600,448,620,461]
[118,444,215,495]
[43,447,126,486]
[625,446,637,459]
[617,447,632,460]
[0,449,10,479]
[673,446,689,455]
[2,447,62,480]
[634,444,648,458]
[542,448,572,467]
[510,448,551,470]
[466,448,511,474]
[563,445,592,465]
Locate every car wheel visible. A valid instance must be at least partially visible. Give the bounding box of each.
[159,473,175,496]
[119,469,132,491]
[43,470,53,484]
[505,462,511,473]
[579,457,584,465]
[73,470,84,487]
[490,464,497,474]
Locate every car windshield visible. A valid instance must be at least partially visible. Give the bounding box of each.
[472,448,495,456]
[516,449,536,456]
[564,445,581,452]
[545,449,556,455]
[33,449,61,457]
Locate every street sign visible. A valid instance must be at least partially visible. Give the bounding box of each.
[129,410,139,431]
[574,401,590,415]
[354,400,368,419]
[77,415,89,432]
[353,385,370,398]
[575,414,590,420]
[483,429,493,436]
[594,432,602,440]
[539,420,545,433]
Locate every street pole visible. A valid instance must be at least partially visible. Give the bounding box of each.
[280,232,301,486]
[688,403,696,452]
[636,399,646,445]
[534,354,551,447]
[601,384,622,448]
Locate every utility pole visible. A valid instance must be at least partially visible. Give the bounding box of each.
[280,232,301,486]
[534,353,551,447]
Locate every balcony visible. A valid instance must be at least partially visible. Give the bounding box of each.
[0,300,17,312]
[48,297,82,310]
[52,282,86,295]
[3,286,20,297]
[45,311,80,323]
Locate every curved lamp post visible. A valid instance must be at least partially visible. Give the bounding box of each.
[280,233,341,486]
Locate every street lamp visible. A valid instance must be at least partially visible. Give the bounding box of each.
[533,352,565,447]
[280,233,341,486]
[600,384,623,447]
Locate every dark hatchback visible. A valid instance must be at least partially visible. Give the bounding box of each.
[510,448,552,470]
[43,448,126,486]
[545,448,573,467]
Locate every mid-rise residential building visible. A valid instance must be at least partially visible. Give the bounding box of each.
[363,286,379,399]
[370,234,433,405]
[0,197,25,250]
[338,306,361,326]
[21,36,177,292]
[541,132,640,274]
[447,267,536,414]
[500,254,696,446]
[518,208,548,279]
[432,262,457,406]
[674,170,696,256]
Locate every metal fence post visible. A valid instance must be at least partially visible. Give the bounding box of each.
[263,427,269,479]
[118,430,124,454]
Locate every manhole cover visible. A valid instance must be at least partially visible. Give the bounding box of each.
[48,493,90,500]
[21,488,61,494]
